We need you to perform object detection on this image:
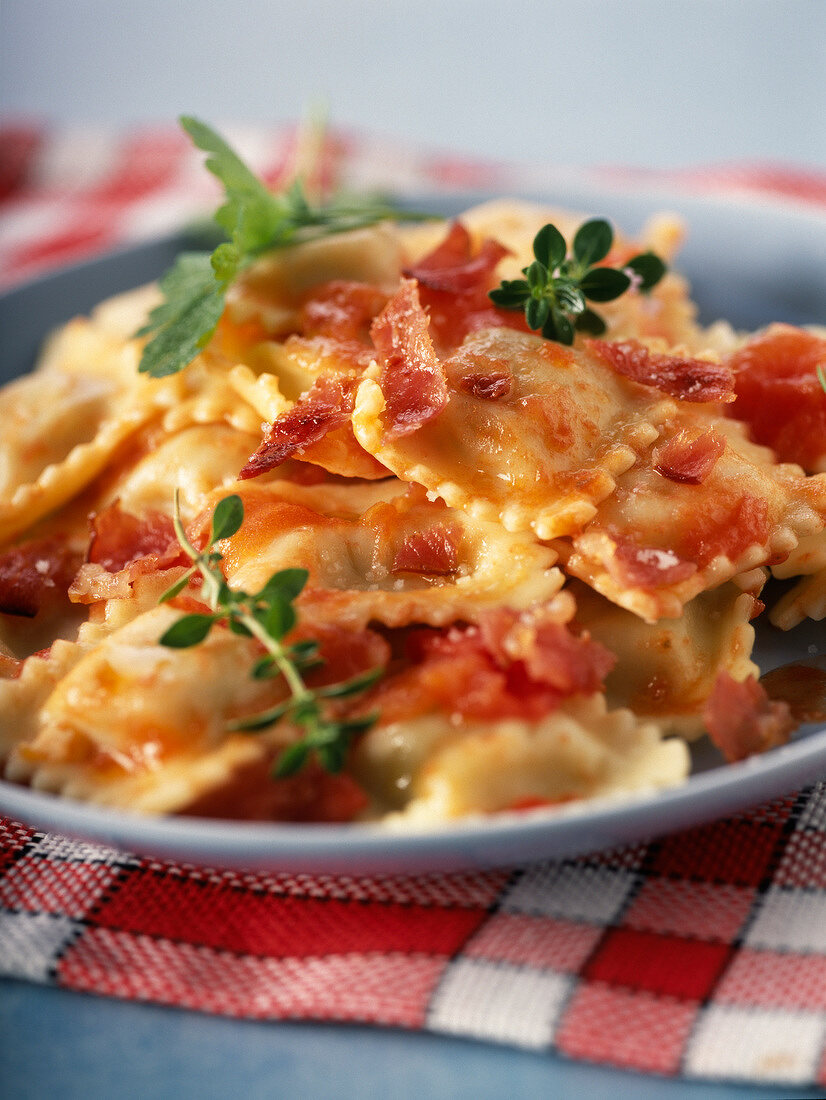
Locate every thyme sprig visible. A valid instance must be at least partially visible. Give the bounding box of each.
[158,492,381,776]
[489,218,667,345]
[137,115,433,379]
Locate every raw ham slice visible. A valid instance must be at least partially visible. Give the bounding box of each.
[404,221,508,294]
[88,502,178,572]
[240,376,356,478]
[370,278,448,437]
[391,524,460,575]
[404,221,519,349]
[0,537,82,617]
[653,427,726,484]
[727,324,826,471]
[589,339,735,403]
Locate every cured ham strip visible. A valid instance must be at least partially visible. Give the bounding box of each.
[404,222,518,350]
[0,537,82,617]
[458,369,513,400]
[239,376,356,479]
[88,502,178,572]
[653,427,726,484]
[369,278,448,437]
[391,524,460,575]
[703,671,795,762]
[608,539,697,590]
[589,339,735,403]
[404,221,508,295]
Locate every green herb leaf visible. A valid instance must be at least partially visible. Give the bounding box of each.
[488,217,667,347]
[158,494,383,777]
[532,223,567,270]
[137,252,229,378]
[160,613,215,648]
[626,251,667,291]
[257,567,310,604]
[273,741,310,777]
[572,218,613,267]
[138,116,436,379]
[317,667,384,699]
[211,493,245,542]
[488,279,530,307]
[574,308,608,336]
[579,266,631,302]
[525,295,550,331]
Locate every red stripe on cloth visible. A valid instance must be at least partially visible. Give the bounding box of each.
[584,927,733,1000]
[84,130,188,204]
[649,819,786,886]
[58,928,445,1025]
[715,948,826,1010]
[90,869,489,957]
[3,217,119,276]
[556,982,700,1075]
[0,854,124,918]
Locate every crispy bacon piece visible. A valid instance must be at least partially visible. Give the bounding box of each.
[404,221,508,295]
[298,280,389,341]
[391,524,461,575]
[727,324,826,470]
[404,222,521,349]
[703,672,796,763]
[88,502,178,572]
[608,538,697,589]
[0,536,83,617]
[370,278,449,437]
[240,376,356,479]
[589,339,735,403]
[653,427,726,484]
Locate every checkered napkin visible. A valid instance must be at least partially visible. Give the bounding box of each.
[3,122,826,1088]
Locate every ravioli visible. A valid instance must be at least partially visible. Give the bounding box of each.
[353,325,676,540]
[0,195,817,827]
[563,415,826,621]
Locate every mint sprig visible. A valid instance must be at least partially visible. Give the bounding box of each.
[158,492,382,776]
[489,218,667,345]
[137,115,433,378]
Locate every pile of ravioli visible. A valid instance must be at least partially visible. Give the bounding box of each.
[2,199,826,826]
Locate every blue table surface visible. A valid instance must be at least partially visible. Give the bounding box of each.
[1,979,824,1100]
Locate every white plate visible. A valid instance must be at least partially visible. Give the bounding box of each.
[2,182,826,873]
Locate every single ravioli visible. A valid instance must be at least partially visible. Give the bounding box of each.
[563,415,826,621]
[4,604,285,812]
[352,326,676,540]
[570,578,761,737]
[216,481,564,630]
[355,696,688,823]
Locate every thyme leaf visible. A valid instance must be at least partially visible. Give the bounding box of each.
[489,218,667,345]
[158,492,382,776]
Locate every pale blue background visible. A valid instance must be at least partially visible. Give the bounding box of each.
[1,0,825,169]
[1,2,826,1097]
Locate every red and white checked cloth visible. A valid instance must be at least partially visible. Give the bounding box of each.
[3,121,826,1088]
